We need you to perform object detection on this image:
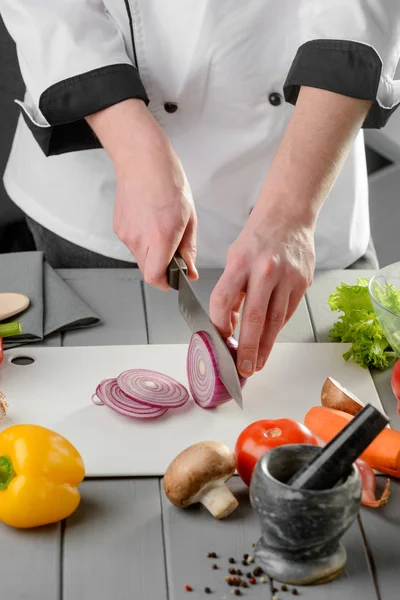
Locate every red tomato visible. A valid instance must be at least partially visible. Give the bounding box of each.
[235,418,319,486]
[391,359,400,415]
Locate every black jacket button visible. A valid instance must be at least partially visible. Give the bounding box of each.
[269,92,282,107]
[164,102,178,113]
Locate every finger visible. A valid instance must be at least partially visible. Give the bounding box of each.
[284,288,305,325]
[179,211,198,281]
[144,236,179,291]
[210,270,247,338]
[255,284,291,371]
[231,291,245,334]
[237,280,273,377]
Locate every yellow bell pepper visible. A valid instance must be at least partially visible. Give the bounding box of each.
[0,424,85,528]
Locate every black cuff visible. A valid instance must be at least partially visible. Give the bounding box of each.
[283,39,399,129]
[21,64,149,156]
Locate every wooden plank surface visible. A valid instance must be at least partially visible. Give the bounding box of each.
[161,476,377,600]
[59,269,148,346]
[359,479,400,600]
[307,269,400,599]
[1,311,61,598]
[145,269,314,344]
[0,523,61,600]
[58,274,168,599]
[63,479,167,600]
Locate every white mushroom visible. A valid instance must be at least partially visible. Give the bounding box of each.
[163,441,239,519]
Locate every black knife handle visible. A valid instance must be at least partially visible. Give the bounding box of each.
[167,252,188,290]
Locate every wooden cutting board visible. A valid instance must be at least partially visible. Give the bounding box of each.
[0,292,29,321]
[0,343,387,477]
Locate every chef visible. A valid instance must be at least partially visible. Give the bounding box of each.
[1,1,400,377]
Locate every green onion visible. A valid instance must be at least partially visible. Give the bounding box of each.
[0,322,22,338]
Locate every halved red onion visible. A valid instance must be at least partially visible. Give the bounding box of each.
[117,369,189,408]
[93,378,168,419]
[186,331,247,408]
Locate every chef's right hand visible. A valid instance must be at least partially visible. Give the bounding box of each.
[86,99,198,290]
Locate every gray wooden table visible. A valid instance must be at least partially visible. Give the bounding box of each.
[1,268,399,600]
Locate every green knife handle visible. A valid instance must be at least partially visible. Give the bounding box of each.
[167,252,188,290]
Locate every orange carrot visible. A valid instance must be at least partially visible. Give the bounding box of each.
[304,406,400,478]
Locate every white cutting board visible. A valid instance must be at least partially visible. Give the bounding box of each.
[0,343,386,477]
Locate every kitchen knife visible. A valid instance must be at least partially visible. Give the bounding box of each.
[167,253,243,409]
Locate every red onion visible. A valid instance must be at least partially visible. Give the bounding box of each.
[93,379,168,419]
[117,369,189,408]
[355,459,391,508]
[186,331,247,408]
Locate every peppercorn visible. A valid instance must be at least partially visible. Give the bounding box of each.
[234,590,242,597]
[225,576,230,582]
[207,552,217,558]
[246,572,252,578]
[185,585,193,592]
[253,566,263,577]
[240,581,248,589]
[243,553,249,560]
[292,589,299,596]
[281,584,288,591]
[229,568,236,575]
[212,564,218,570]
[241,560,247,566]
[236,570,242,576]
[249,577,256,585]
[229,558,236,564]
[247,556,254,563]
[273,588,279,594]
[260,576,266,584]
[204,587,212,594]
[252,543,255,547]
[272,596,279,600]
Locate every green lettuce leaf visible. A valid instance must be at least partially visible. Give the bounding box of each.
[328,278,396,370]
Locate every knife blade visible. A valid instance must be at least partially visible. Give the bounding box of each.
[168,253,243,409]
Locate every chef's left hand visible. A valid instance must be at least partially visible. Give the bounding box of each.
[210,205,315,378]
[210,85,373,378]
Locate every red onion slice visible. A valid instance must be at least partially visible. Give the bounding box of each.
[117,369,189,408]
[186,331,247,408]
[93,378,168,419]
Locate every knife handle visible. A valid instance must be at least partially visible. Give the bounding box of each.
[167,252,188,290]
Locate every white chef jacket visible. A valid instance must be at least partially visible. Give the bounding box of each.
[1,1,400,269]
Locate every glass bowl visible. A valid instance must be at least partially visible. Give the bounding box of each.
[369,262,400,357]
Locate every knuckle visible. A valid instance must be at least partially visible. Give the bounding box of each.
[268,311,285,328]
[144,269,164,287]
[296,273,309,291]
[281,261,294,279]
[144,273,159,286]
[261,255,280,278]
[182,243,197,258]
[211,288,230,308]
[227,249,247,272]
[244,309,264,326]
[240,343,258,354]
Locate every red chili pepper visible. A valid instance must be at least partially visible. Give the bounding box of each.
[0,338,3,364]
